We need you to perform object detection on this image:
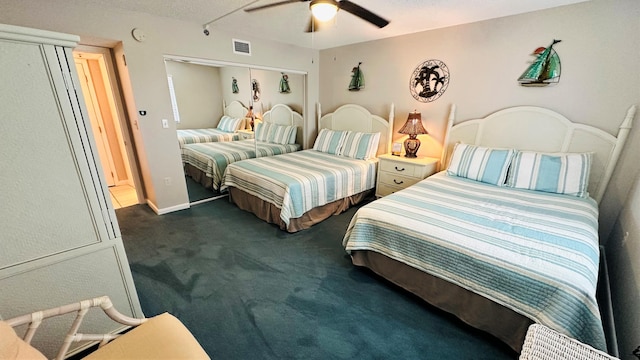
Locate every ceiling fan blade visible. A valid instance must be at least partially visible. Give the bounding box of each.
[244,0,308,12]
[338,0,389,28]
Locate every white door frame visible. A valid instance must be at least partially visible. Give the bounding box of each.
[74,45,143,203]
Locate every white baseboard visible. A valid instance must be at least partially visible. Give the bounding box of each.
[146,199,190,215]
[190,193,228,206]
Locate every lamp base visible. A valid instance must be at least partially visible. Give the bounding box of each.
[404,136,421,158]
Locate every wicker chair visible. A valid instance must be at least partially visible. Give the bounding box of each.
[0,296,209,360]
[520,324,618,360]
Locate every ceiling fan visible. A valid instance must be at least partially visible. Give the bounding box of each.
[244,0,390,32]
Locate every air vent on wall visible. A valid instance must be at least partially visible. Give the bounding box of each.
[232,39,251,56]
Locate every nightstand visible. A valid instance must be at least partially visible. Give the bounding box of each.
[376,153,439,197]
[238,129,254,140]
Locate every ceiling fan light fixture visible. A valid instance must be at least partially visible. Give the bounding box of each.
[310,0,338,21]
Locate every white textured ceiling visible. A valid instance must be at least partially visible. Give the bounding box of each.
[80,0,588,49]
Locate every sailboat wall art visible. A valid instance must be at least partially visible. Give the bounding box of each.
[518,39,562,87]
[349,62,364,91]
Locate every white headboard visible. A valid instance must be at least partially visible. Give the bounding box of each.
[441,105,636,202]
[317,103,394,157]
[224,100,249,119]
[261,104,304,145]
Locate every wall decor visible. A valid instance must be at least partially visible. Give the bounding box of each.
[231,77,239,93]
[251,79,260,101]
[409,59,449,102]
[279,72,291,93]
[349,62,364,91]
[518,39,562,87]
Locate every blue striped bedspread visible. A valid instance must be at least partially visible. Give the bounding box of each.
[342,171,606,350]
[177,128,239,148]
[222,150,378,226]
[182,140,300,191]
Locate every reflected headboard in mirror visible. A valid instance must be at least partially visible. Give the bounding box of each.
[260,104,304,145]
[223,100,249,119]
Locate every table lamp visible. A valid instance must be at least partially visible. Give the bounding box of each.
[398,110,428,158]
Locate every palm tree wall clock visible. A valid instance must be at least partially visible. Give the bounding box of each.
[410,59,450,102]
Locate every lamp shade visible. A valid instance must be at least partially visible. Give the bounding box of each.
[398,110,428,136]
[310,0,338,21]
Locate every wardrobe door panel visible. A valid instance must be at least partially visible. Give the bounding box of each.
[0,39,107,267]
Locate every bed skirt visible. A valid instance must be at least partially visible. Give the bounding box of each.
[184,164,216,191]
[350,250,532,353]
[228,187,372,232]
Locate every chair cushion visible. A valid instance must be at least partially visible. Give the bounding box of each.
[0,321,47,360]
[83,313,209,360]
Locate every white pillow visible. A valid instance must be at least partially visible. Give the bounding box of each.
[340,131,380,160]
[446,143,515,186]
[506,151,592,197]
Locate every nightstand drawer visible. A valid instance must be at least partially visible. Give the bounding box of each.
[379,159,421,177]
[378,172,422,188]
[376,183,403,197]
[237,130,254,140]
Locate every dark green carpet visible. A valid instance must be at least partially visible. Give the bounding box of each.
[116,198,516,359]
[186,175,217,203]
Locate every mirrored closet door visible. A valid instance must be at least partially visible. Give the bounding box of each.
[163,57,306,204]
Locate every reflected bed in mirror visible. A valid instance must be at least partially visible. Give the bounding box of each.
[164,56,306,205]
[176,100,249,149]
[182,104,304,194]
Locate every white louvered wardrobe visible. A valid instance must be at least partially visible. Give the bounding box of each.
[0,23,143,358]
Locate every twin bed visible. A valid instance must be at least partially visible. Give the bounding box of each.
[342,105,635,353]
[176,100,249,148]
[182,104,304,192]
[222,104,393,232]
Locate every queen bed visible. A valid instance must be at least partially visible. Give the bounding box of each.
[342,105,635,353]
[182,104,304,192]
[221,104,394,232]
[176,100,249,148]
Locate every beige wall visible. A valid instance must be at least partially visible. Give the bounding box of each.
[165,61,223,130]
[0,0,318,212]
[219,66,252,112]
[250,69,305,115]
[319,0,640,242]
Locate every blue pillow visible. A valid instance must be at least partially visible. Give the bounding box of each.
[255,122,271,141]
[506,151,592,197]
[312,129,349,155]
[217,116,242,132]
[446,143,515,185]
[266,124,297,145]
[340,131,380,160]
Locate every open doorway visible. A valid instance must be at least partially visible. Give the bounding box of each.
[73,45,142,209]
